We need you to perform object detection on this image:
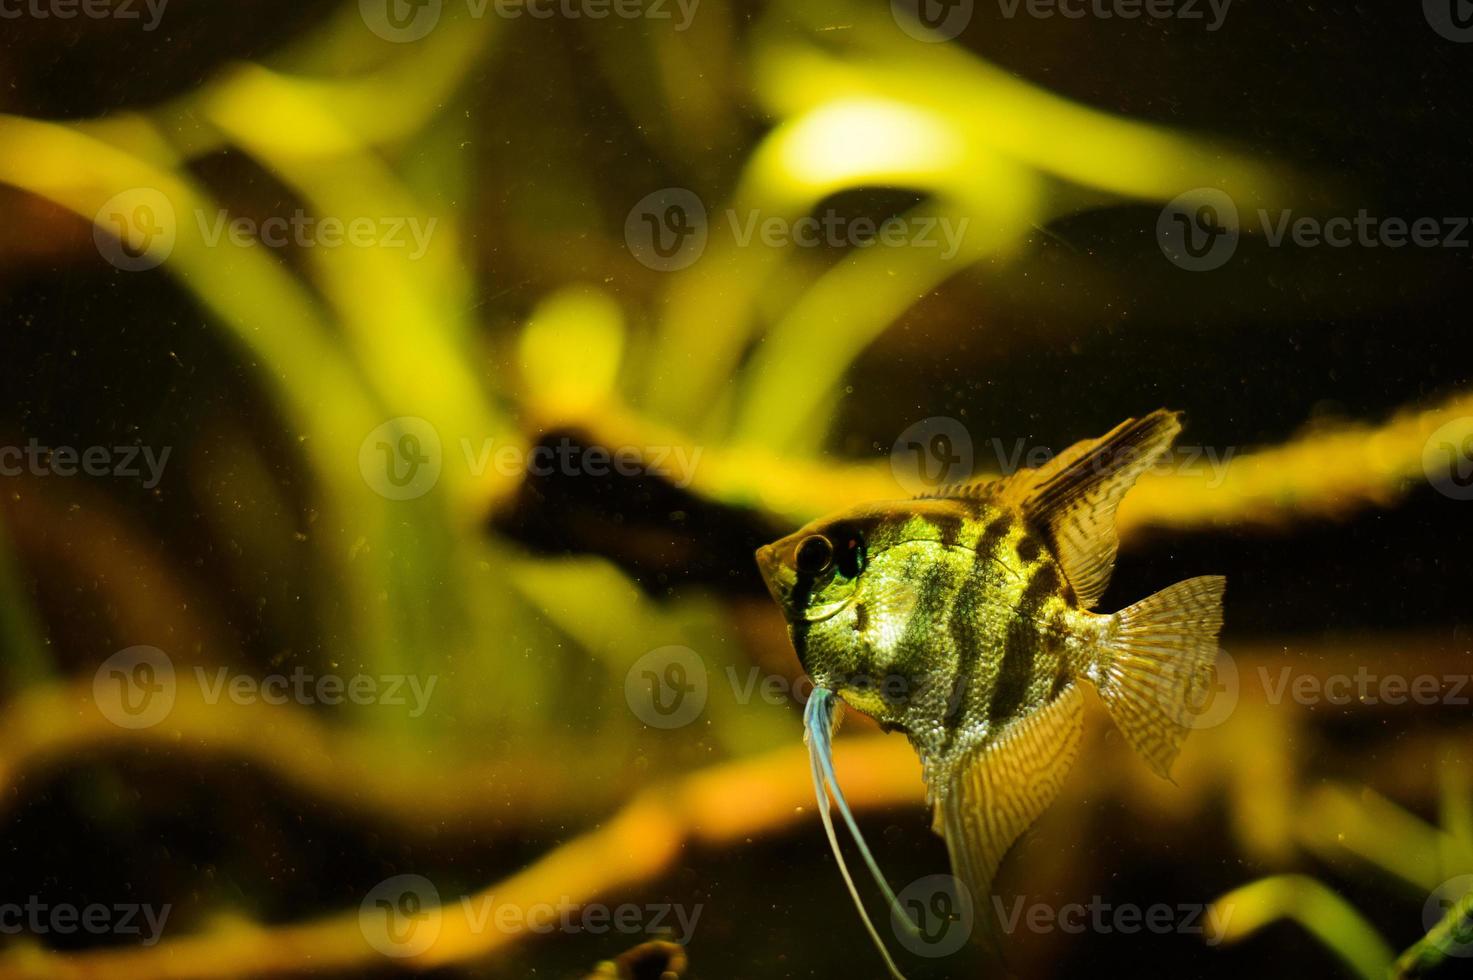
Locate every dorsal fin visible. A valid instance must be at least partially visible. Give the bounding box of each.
[920,410,1182,608]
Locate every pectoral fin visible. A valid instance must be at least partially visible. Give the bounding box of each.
[937,683,1084,940]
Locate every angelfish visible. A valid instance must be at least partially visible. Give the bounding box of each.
[755,410,1225,976]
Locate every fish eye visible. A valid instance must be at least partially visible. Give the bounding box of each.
[794,535,833,574]
[835,529,866,579]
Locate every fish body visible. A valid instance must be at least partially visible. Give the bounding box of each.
[767,495,1088,784]
[755,410,1225,972]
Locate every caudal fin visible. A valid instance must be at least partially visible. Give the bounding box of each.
[1094,575,1226,779]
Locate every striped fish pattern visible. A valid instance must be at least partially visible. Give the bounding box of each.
[772,497,1086,770]
[756,410,1226,974]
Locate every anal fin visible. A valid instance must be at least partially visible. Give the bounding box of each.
[938,683,1084,945]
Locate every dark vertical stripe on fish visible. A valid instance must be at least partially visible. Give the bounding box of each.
[987,562,1060,726]
[1016,533,1041,564]
[900,557,956,697]
[933,513,964,550]
[941,559,987,746]
[789,571,818,665]
[976,514,1010,561]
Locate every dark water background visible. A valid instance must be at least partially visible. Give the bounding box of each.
[0,2,1470,977]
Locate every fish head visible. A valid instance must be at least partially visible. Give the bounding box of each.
[754,516,867,628]
[757,500,964,725]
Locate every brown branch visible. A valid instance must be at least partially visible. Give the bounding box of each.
[0,738,922,979]
[0,636,1466,977]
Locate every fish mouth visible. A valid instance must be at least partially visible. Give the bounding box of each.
[754,543,786,602]
[756,540,856,623]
